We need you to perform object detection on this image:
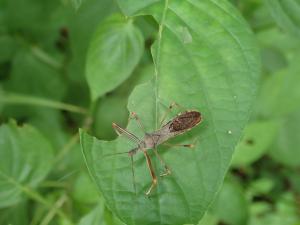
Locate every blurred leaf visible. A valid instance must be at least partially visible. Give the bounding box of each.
[93,64,153,140]
[93,95,128,140]
[0,120,54,208]
[114,64,154,96]
[211,181,249,225]
[78,202,124,225]
[68,0,117,82]
[0,200,28,225]
[0,35,16,63]
[3,0,72,50]
[0,85,4,113]
[269,109,300,167]
[249,178,274,195]
[232,120,280,166]
[256,28,300,57]
[264,0,300,37]
[81,1,260,224]
[72,171,99,204]
[197,212,218,225]
[71,0,86,10]
[249,193,300,225]
[4,50,66,100]
[29,108,69,150]
[261,47,287,74]
[257,58,300,118]
[86,14,144,100]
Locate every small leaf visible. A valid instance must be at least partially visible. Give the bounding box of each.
[264,0,300,37]
[232,121,280,166]
[86,14,144,100]
[0,121,54,208]
[81,0,260,224]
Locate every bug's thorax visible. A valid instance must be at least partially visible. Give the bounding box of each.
[140,133,160,149]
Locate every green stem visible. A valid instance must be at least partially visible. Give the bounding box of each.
[1,93,88,114]
[31,46,62,70]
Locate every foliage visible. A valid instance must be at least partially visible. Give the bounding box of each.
[0,0,300,225]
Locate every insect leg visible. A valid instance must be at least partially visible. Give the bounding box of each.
[142,150,158,196]
[153,149,171,177]
[159,102,186,127]
[162,143,195,148]
[112,123,141,144]
[129,112,146,134]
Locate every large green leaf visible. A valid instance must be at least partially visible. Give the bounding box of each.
[86,14,144,100]
[0,121,54,208]
[81,0,260,225]
[264,0,300,37]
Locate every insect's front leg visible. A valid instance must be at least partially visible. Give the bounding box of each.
[159,102,186,127]
[129,112,146,134]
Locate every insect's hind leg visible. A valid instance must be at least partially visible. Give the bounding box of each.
[153,149,171,177]
[142,150,158,196]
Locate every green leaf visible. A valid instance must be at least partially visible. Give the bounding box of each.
[0,35,16,63]
[93,95,129,140]
[197,213,218,225]
[68,0,117,82]
[4,50,66,101]
[78,203,124,225]
[249,193,300,225]
[0,120,54,208]
[71,0,86,10]
[231,120,280,166]
[211,181,249,225]
[264,0,300,37]
[269,109,300,167]
[72,171,99,204]
[86,14,144,100]
[81,0,260,224]
[0,201,28,225]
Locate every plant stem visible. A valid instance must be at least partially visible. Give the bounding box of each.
[31,46,62,70]
[1,93,88,114]
[40,193,68,225]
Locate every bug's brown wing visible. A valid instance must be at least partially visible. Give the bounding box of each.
[169,111,202,133]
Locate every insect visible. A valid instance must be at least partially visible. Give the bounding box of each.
[111,104,202,196]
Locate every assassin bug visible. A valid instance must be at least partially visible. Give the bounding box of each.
[111,104,202,196]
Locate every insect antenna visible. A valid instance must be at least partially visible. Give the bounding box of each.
[102,147,138,195]
[130,155,137,195]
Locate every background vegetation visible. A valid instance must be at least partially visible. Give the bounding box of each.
[0,0,300,225]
